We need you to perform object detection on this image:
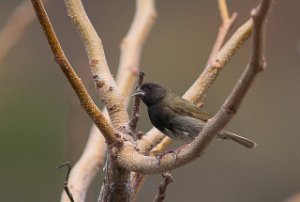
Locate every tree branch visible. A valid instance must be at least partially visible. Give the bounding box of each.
[130,71,145,133]
[184,18,253,105]
[116,0,157,105]
[60,0,157,201]
[64,0,129,129]
[218,0,230,22]
[153,172,173,202]
[130,3,252,198]
[116,0,272,174]
[137,17,253,155]
[31,0,117,144]
[57,162,75,202]
[207,0,237,66]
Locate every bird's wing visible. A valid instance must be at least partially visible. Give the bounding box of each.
[168,95,211,121]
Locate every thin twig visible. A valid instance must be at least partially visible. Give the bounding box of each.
[117,0,272,174]
[218,0,230,22]
[207,0,237,66]
[130,71,145,133]
[206,13,237,67]
[31,0,116,144]
[61,125,107,202]
[57,162,75,202]
[153,172,173,202]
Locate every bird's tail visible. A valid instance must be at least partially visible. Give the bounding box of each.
[218,131,257,149]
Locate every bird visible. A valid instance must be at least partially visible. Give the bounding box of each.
[132,82,256,149]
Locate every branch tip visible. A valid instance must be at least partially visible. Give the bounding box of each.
[130,71,146,133]
[153,171,174,202]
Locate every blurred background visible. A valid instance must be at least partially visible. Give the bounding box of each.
[0,0,299,201]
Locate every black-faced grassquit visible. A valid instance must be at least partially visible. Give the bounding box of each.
[132,82,256,149]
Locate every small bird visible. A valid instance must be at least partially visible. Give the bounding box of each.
[132,82,256,149]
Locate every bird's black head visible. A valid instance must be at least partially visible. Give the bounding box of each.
[132,82,167,106]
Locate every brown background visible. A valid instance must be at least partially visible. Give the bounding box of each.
[0,0,299,201]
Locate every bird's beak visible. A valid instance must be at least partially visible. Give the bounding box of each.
[131,88,145,97]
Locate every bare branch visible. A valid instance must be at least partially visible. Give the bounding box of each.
[60,126,107,202]
[64,0,129,128]
[207,0,238,67]
[218,0,230,22]
[153,172,173,202]
[116,0,157,105]
[57,162,75,202]
[61,0,157,201]
[117,0,272,174]
[130,71,145,133]
[130,172,147,202]
[31,0,116,141]
[137,18,253,155]
[143,1,239,156]
[185,18,253,105]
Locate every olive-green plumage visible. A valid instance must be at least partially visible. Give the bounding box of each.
[133,82,256,149]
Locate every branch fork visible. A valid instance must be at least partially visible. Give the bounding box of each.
[30,0,273,201]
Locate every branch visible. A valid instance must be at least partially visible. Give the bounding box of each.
[116,0,272,174]
[153,172,173,202]
[218,0,230,22]
[60,125,107,202]
[64,0,129,129]
[57,162,75,202]
[116,0,157,105]
[30,1,116,142]
[137,17,253,155]
[184,18,253,105]
[60,1,157,201]
[130,71,145,133]
[207,0,237,67]
[140,0,239,156]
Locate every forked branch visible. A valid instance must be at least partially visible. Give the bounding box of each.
[31,1,116,143]
[64,0,129,129]
[60,0,157,201]
[116,0,272,174]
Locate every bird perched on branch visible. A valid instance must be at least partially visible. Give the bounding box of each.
[132,82,256,149]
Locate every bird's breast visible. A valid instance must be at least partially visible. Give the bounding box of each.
[147,104,171,130]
